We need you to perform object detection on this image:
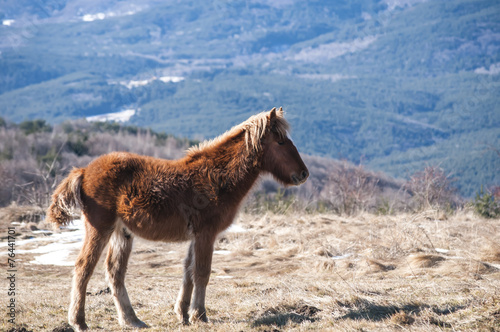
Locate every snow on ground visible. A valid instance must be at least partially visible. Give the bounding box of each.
[86,109,136,122]
[120,76,184,89]
[26,241,82,266]
[0,219,85,266]
[226,223,247,233]
[81,10,138,22]
[158,76,185,83]
[122,79,151,89]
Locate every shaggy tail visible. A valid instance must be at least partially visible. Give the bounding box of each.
[46,167,85,226]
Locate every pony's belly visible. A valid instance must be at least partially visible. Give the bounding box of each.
[121,214,191,242]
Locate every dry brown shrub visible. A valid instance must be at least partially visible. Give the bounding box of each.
[0,202,45,226]
[407,254,446,268]
[363,258,394,273]
[314,247,334,257]
[479,242,500,262]
[315,258,336,272]
[390,310,415,325]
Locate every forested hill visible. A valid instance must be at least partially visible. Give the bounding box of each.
[0,0,498,196]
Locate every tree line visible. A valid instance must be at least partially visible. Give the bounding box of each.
[0,118,497,218]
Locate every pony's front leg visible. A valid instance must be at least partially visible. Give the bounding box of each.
[189,234,215,323]
[175,241,194,324]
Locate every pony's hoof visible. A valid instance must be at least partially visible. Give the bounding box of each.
[119,316,149,329]
[175,301,190,325]
[69,322,88,332]
[189,309,208,324]
[178,316,190,325]
[128,319,148,328]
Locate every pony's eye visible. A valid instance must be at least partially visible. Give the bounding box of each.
[278,140,285,145]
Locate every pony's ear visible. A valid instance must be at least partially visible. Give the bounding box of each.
[277,107,284,117]
[269,107,277,120]
[268,107,278,130]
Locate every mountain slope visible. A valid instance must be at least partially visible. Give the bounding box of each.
[0,0,498,196]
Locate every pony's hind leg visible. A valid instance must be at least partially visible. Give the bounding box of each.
[189,233,216,323]
[69,216,113,331]
[105,222,147,328]
[175,241,194,324]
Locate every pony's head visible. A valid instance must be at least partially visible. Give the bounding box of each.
[187,107,308,186]
[259,107,309,186]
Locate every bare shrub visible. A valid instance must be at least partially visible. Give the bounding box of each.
[404,165,458,211]
[13,158,64,209]
[325,160,380,215]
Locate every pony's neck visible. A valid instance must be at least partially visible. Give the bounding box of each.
[189,130,261,200]
[214,131,260,191]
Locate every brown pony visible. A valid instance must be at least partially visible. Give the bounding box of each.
[46,107,308,331]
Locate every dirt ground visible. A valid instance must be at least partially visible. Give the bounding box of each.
[1,208,499,331]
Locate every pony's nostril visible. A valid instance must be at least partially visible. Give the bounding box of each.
[291,170,309,185]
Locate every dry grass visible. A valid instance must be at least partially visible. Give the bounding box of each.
[1,209,499,331]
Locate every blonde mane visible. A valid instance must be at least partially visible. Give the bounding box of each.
[187,107,290,156]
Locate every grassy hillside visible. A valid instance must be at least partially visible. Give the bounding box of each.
[1,209,499,331]
[0,0,498,196]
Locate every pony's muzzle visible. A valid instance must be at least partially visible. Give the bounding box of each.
[291,169,309,185]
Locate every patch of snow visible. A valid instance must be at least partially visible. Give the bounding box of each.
[215,275,234,279]
[2,19,15,26]
[331,253,353,260]
[86,109,136,123]
[475,63,500,75]
[226,224,247,233]
[31,230,53,235]
[0,219,85,266]
[28,241,82,266]
[121,76,185,89]
[159,76,185,83]
[123,79,151,89]
[489,263,500,270]
[435,248,449,254]
[81,10,138,22]
[213,250,232,256]
[0,220,84,249]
